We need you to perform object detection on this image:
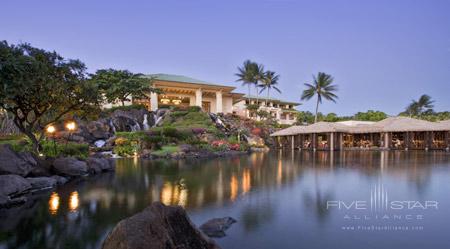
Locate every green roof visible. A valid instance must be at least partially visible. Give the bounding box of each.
[143,73,231,88]
[244,95,301,105]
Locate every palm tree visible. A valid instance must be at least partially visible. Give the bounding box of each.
[259,70,281,106]
[253,63,265,104]
[236,60,259,101]
[405,94,434,117]
[301,72,338,123]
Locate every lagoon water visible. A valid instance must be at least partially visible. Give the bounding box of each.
[1,151,450,249]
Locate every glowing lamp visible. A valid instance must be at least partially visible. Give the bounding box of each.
[46,125,56,133]
[66,121,76,131]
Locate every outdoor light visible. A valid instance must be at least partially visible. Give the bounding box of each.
[46,125,57,155]
[160,97,170,104]
[172,99,182,105]
[66,121,76,131]
[46,125,56,133]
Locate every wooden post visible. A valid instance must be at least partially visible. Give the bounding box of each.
[446,131,450,150]
[339,133,343,151]
[405,132,409,151]
[312,133,317,151]
[291,135,295,150]
[384,132,389,149]
[330,132,334,151]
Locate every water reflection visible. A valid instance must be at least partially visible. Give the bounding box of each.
[48,192,60,215]
[1,150,450,249]
[69,191,79,212]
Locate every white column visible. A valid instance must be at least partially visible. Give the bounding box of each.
[195,89,202,107]
[291,135,295,150]
[384,133,389,149]
[330,132,334,151]
[216,91,223,113]
[150,92,158,111]
[276,111,281,120]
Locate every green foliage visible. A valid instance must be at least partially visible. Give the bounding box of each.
[353,110,387,121]
[162,127,179,138]
[301,72,338,123]
[259,70,281,101]
[114,131,162,156]
[151,145,179,157]
[41,141,89,159]
[246,104,259,112]
[105,104,148,113]
[170,111,189,118]
[296,111,315,124]
[91,69,160,106]
[10,139,89,159]
[402,94,435,117]
[323,113,339,122]
[0,41,101,152]
[256,110,270,120]
[236,60,265,97]
[166,112,216,129]
[187,106,202,112]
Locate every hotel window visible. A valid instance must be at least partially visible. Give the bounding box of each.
[280,113,287,120]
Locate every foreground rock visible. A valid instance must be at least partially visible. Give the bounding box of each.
[0,175,32,197]
[26,177,57,191]
[102,202,220,249]
[0,175,31,208]
[200,217,237,238]
[0,144,37,176]
[87,157,115,174]
[52,157,88,176]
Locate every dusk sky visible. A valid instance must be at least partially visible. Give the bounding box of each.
[1,0,449,116]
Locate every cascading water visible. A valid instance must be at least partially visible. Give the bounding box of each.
[152,109,166,127]
[109,119,116,134]
[130,120,141,132]
[143,114,150,130]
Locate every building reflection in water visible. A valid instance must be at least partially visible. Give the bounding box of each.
[69,191,79,212]
[230,175,238,201]
[242,169,251,194]
[277,159,283,187]
[160,181,189,207]
[48,192,60,215]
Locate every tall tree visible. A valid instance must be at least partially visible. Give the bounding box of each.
[404,94,434,117]
[253,63,265,104]
[259,70,281,105]
[0,41,101,153]
[236,60,258,101]
[91,69,158,106]
[301,72,338,123]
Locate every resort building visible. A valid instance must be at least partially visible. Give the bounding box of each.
[112,73,300,124]
[133,74,244,114]
[271,117,450,151]
[233,95,300,125]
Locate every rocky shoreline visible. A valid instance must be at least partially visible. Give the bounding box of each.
[0,144,115,209]
[101,202,236,249]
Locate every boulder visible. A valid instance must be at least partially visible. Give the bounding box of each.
[51,175,69,185]
[52,157,88,177]
[0,195,27,208]
[0,144,36,176]
[0,175,32,197]
[87,157,115,174]
[26,177,57,191]
[199,217,237,238]
[101,202,220,249]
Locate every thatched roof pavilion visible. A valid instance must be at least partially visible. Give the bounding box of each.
[271,117,450,151]
[271,117,449,136]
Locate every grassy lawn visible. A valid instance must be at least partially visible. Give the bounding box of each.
[151,145,180,157]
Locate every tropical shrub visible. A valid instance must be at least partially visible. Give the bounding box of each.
[187,106,202,112]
